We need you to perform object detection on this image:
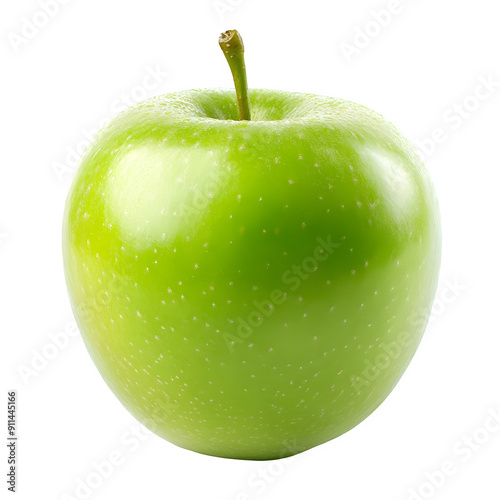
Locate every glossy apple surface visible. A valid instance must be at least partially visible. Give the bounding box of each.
[63,88,441,459]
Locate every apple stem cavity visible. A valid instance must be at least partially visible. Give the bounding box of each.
[219,30,251,121]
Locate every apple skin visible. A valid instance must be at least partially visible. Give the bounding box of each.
[63,88,441,460]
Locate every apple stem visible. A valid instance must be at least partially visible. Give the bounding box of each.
[219,30,251,121]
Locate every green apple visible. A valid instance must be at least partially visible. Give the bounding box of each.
[63,30,441,460]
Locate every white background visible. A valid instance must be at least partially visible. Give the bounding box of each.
[2,0,500,499]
